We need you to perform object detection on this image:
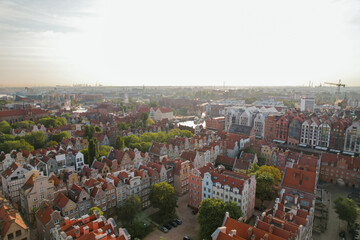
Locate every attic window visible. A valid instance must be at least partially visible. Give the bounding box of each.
[214,176,217,180]
[232,181,235,185]
[305,177,309,181]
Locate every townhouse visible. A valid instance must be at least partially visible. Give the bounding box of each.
[36,201,63,240]
[20,171,55,222]
[1,162,29,203]
[0,198,30,240]
[53,192,78,220]
[320,152,360,188]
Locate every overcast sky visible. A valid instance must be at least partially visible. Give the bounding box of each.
[1,0,360,87]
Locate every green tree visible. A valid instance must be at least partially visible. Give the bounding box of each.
[51,131,70,143]
[198,198,243,240]
[24,131,45,149]
[0,139,34,153]
[0,134,14,143]
[124,135,140,147]
[145,118,155,127]
[81,148,89,164]
[37,116,66,128]
[149,182,178,218]
[115,136,125,151]
[117,122,129,131]
[255,171,275,206]
[155,131,167,143]
[55,117,67,125]
[142,112,149,127]
[116,195,141,225]
[95,126,102,133]
[180,130,193,138]
[84,125,95,139]
[88,137,99,165]
[334,195,358,228]
[99,145,112,157]
[46,140,58,148]
[11,120,34,129]
[0,121,10,134]
[140,132,156,142]
[89,207,104,216]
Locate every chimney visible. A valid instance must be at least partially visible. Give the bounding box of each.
[83,226,90,235]
[238,217,244,223]
[110,234,116,239]
[64,217,70,225]
[264,233,269,240]
[229,230,237,237]
[219,226,227,234]
[247,227,253,238]
[93,219,100,230]
[269,224,274,233]
[74,226,81,238]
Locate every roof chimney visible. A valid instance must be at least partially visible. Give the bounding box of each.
[247,227,253,238]
[229,230,237,237]
[83,226,90,235]
[74,226,81,238]
[64,217,70,225]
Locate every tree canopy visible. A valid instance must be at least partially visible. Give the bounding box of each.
[24,131,45,149]
[51,131,70,143]
[198,198,243,240]
[0,121,10,134]
[11,120,34,129]
[84,125,95,139]
[0,139,34,153]
[88,137,99,165]
[149,182,178,218]
[99,145,112,157]
[89,207,103,216]
[114,136,125,151]
[37,116,67,128]
[116,195,141,225]
[334,195,358,228]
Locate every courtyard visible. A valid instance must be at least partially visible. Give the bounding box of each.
[313,183,355,240]
[144,193,200,240]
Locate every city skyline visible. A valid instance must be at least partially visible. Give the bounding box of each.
[1,0,360,87]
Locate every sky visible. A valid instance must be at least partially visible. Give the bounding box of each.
[0,0,360,87]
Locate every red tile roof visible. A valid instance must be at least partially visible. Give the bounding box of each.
[36,202,54,226]
[53,193,70,209]
[282,168,316,194]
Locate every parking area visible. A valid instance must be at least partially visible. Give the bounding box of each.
[313,183,355,240]
[144,193,200,240]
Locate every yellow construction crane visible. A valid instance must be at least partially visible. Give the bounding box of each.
[324,79,345,94]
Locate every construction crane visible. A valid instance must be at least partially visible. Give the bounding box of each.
[324,79,345,94]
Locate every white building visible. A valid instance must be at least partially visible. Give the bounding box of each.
[202,169,256,221]
[149,107,174,121]
[344,122,360,154]
[300,97,315,112]
[1,162,29,203]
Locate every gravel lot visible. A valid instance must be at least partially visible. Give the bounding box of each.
[144,193,200,240]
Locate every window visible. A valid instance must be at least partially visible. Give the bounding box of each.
[8,233,14,240]
[16,230,21,237]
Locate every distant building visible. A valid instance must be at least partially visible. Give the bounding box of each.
[300,97,315,112]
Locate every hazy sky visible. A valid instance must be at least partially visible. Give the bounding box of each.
[1,0,360,87]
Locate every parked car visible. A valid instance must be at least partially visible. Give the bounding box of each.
[169,221,178,227]
[164,224,172,230]
[159,226,168,233]
[174,219,182,225]
[183,236,191,240]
